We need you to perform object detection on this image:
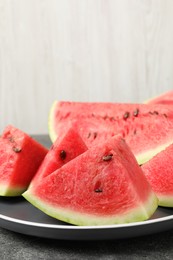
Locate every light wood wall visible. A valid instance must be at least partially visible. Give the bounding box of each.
[0,0,173,134]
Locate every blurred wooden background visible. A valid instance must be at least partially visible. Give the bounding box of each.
[0,0,173,134]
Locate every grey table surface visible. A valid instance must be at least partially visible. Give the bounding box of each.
[1,135,173,260]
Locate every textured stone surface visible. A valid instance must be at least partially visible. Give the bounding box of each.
[1,227,173,260]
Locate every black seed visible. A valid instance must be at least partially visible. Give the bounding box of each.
[149,110,159,115]
[94,188,103,193]
[12,147,22,153]
[123,111,130,120]
[102,154,113,161]
[163,113,168,118]
[93,132,97,139]
[133,129,137,135]
[87,132,91,138]
[8,137,15,143]
[133,108,139,117]
[60,150,66,160]
[121,138,126,143]
[153,111,159,115]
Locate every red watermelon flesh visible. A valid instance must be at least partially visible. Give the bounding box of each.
[30,127,88,187]
[49,101,173,165]
[145,91,173,105]
[0,125,48,196]
[23,135,158,226]
[142,143,173,207]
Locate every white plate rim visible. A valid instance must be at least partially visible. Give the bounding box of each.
[0,198,173,240]
[0,211,173,229]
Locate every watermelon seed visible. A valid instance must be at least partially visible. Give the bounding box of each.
[94,188,103,193]
[133,108,139,117]
[12,147,22,153]
[163,113,167,118]
[149,111,159,115]
[123,112,130,120]
[93,132,97,139]
[60,150,66,160]
[102,154,113,161]
[153,111,159,115]
[87,132,91,138]
[121,138,125,143]
[8,137,15,143]
[133,129,137,135]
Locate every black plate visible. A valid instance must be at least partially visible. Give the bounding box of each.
[0,197,173,240]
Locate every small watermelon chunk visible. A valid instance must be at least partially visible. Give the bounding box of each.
[0,125,48,196]
[30,127,88,187]
[145,91,173,105]
[23,135,158,226]
[142,144,173,207]
[48,101,173,165]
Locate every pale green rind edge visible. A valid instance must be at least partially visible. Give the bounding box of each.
[22,190,158,226]
[48,100,58,143]
[0,184,25,197]
[136,141,173,165]
[157,194,173,207]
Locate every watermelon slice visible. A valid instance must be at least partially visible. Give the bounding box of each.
[145,91,173,105]
[23,135,158,226]
[142,144,173,207]
[48,101,173,165]
[0,125,48,196]
[30,127,88,187]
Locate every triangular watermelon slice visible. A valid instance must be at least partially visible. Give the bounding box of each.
[48,101,173,165]
[0,125,48,196]
[30,127,88,187]
[142,143,173,207]
[23,135,158,226]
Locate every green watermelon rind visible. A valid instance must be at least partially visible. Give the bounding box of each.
[156,194,173,207]
[0,184,25,197]
[136,142,173,165]
[22,190,158,226]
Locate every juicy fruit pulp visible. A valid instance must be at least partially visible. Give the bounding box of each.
[48,101,173,165]
[23,135,158,226]
[0,125,48,196]
[30,127,88,187]
[142,143,173,207]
